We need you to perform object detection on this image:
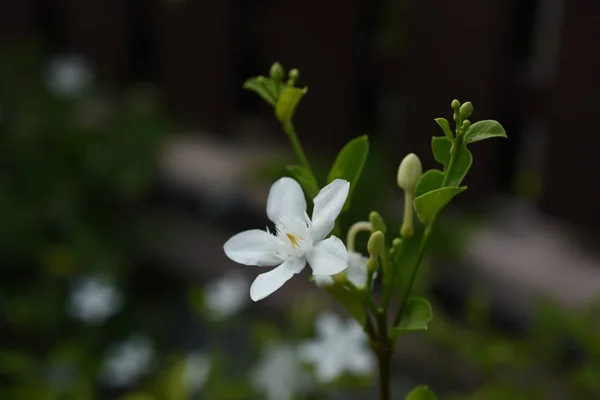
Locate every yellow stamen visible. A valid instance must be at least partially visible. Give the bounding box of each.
[286,233,300,247]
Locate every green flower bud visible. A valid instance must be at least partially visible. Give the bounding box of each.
[462,119,471,132]
[287,68,300,85]
[367,256,379,273]
[459,101,473,119]
[397,153,423,192]
[451,99,460,111]
[270,62,284,82]
[369,211,387,235]
[367,230,385,258]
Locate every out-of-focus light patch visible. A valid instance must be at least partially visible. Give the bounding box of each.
[45,54,93,98]
[68,275,123,325]
[184,352,211,394]
[100,335,154,388]
[203,271,249,320]
[251,342,312,400]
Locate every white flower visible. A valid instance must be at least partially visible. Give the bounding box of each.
[314,251,369,288]
[100,335,154,388]
[298,312,375,383]
[45,54,93,97]
[184,352,211,394]
[204,271,249,320]
[68,275,122,325]
[251,342,311,400]
[224,177,350,301]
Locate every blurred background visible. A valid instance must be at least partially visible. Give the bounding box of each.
[1,0,600,399]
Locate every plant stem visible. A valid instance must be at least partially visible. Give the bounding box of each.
[376,311,391,400]
[282,121,313,174]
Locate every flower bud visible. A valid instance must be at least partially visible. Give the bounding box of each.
[367,256,379,274]
[269,62,284,82]
[369,211,386,235]
[459,101,473,119]
[287,68,300,85]
[367,231,385,258]
[396,153,423,192]
[462,119,471,131]
[451,99,460,111]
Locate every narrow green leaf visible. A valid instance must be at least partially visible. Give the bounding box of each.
[242,76,278,106]
[327,135,369,211]
[391,228,423,290]
[275,86,307,123]
[464,120,507,143]
[287,165,319,199]
[414,186,466,224]
[390,297,432,338]
[434,117,453,140]
[431,136,451,169]
[445,147,473,187]
[415,169,444,197]
[405,386,438,400]
[322,284,366,326]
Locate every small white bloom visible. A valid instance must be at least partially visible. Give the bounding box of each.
[100,335,154,388]
[184,352,211,394]
[224,177,350,301]
[298,312,375,383]
[314,251,369,288]
[45,54,93,97]
[68,275,122,325]
[251,342,311,400]
[204,271,249,320]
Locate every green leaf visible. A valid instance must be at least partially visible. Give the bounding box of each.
[243,76,278,106]
[434,117,453,140]
[445,146,473,187]
[464,120,507,143]
[414,186,466,224]
[275,86,307,123]
[431,136,451,169]
[391,228,423,289]
[322,284,366,326]
[415,169,444,197]
[390,297,433,338]
[327,135,369,211]
[405,386,438,400]
[287,165,320,199]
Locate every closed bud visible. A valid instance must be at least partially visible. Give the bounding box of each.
[369,211,387,235]
[451,99,460,111]
[269,62,284,82]
[462,119,471,131]
[459,101,473,119]
[287,68,300,85]
[397,153,423,192]
[367,257,379,273]
[367,230,385,258]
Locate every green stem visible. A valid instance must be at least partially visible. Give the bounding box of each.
[375,310,391,400]
[282,121,313,174]
[392,224,433,327]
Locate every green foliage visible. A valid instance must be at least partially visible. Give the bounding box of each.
[463,120,507,143]
[414,187,467,224]
[327,135,370,211]
[321,282,367,326]
[406,386,438,400]
[415,170,444,197]
[390,298,433,337]
[434,117,453,140]
[275,86,307,123]
[287,165,320,199]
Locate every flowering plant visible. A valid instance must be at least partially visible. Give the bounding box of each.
[224,62,507,399]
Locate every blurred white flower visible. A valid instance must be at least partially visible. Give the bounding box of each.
[184,352,211,394]
[100,335,154,388]
[45,54,93,97]
[224,177,350,301]
[314,251,369,288]
[68,275,122,325]
[204,271,249,320]
[251,342,311,400]
[298,312,375,383]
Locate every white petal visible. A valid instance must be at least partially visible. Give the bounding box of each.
[346,251,368,287]
[224,230,280,266]
[266,177,307,223]
[250,257,305,301]
[306,236,348,276]
[311,179,349,241]
[313,275,334,287]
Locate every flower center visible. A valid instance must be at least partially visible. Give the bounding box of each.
[286,233,301,247]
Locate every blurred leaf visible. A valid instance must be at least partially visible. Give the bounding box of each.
[431,136,451,168]
[287,165,319,199]
[415,169,444,197]
[391,298,432,338]
[414,186,466,224]
[275,86,307,123]
[434,118,453,140]
[464,120,507,143]
[322,283,366,326]
[327,135,369,211]
[446,146,473,187]
[405,385,438,400]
